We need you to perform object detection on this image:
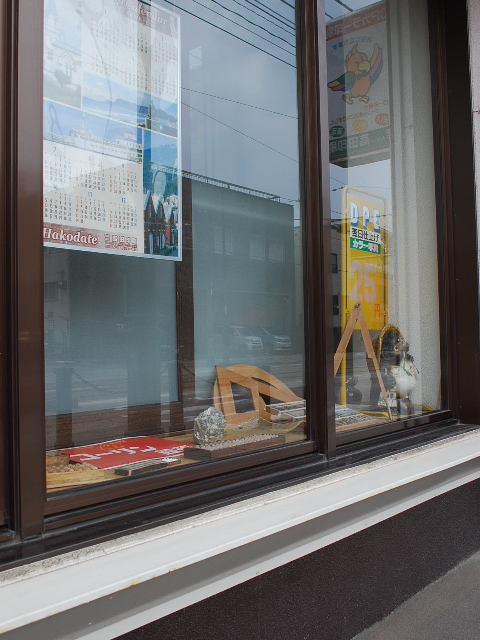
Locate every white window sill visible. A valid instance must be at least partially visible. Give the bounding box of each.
[1,429,480,640]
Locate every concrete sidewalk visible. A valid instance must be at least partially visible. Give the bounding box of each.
[354,551,480,640]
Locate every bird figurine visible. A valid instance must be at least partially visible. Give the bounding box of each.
[328,43,383,104]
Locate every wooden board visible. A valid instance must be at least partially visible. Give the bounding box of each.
[46,454,70,468]
[46,468,105,490]
[113,457,182,477]
[184,435,286,460]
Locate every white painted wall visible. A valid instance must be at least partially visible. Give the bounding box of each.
[389,0,441,410]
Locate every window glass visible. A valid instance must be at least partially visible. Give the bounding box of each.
[44,0,306,491]
[326,0,443,433]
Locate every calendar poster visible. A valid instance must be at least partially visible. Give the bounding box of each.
[43,0,181,259]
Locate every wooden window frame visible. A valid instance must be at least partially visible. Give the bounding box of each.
[0,0,477,556]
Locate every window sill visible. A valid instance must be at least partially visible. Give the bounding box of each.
[1,427,480,639]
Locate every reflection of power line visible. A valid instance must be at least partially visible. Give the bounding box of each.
[278,0,295,9]
[248,0,295,27]
[208,0,296,47]
[160,0,296,67]
[72,372,126,397]
[330,175,392,192]
[183,100,298,162]
[230,0,295,35]
[333,0,353,12]
[66,0,296,69]
[189,0,296,56]
[182,87,297,118]
[243,1,295,31]
[331,186,391,193]
[53,3,298,83]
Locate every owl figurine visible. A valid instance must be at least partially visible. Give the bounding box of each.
[370,326,419,416]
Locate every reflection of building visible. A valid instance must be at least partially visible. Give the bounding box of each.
[331,221,342,345]
[191,174,304,399]
[294,221,342,346]
[43,248,71,366]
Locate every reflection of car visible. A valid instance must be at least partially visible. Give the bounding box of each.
[229,326,263,354]
[250,326,291,354]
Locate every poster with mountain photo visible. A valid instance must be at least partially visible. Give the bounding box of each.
[43,0,181,259]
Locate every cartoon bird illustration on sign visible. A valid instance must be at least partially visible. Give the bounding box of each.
[328,43,383,104]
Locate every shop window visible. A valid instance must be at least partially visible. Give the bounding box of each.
[0,0,458,538]
[327,0,445,435]
[43,0,307,494]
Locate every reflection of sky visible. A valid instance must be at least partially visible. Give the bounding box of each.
[45,0,389,222]
[325,0,379,21]
[43,99,142,144]
[330,161,392,223]
[44,0,304,214]
[325,0,391,222]
[180,0,300,211]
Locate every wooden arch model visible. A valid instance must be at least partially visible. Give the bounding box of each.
[213,364,303,426]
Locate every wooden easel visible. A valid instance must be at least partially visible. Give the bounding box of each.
[334,304,392,420]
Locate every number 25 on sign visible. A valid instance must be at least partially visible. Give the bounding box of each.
[342,187,388,332]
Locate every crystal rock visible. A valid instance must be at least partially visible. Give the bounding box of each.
[193,407,226,446]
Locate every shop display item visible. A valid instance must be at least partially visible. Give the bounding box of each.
[370,325,419,416]
[46,462,105,490]
[193,406,226,446]
[46,451,70,468]
[114,459,169,477]
[334,404,385,433]
[59,436,192,469]
[334,304,392,420]
[214,364,304,426]
[264,400,306,422]
[184,434,286,460]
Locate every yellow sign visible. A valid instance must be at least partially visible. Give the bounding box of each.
[341,186,388,331]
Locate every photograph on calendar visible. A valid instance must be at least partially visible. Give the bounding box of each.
[43,0,181,260]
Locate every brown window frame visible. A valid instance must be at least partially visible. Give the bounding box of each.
[0,0,478,558]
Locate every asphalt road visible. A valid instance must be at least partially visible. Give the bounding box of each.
[354,551,480,640]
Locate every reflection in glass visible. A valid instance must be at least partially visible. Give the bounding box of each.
[43,0,306,491]
[326,0,443,433]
